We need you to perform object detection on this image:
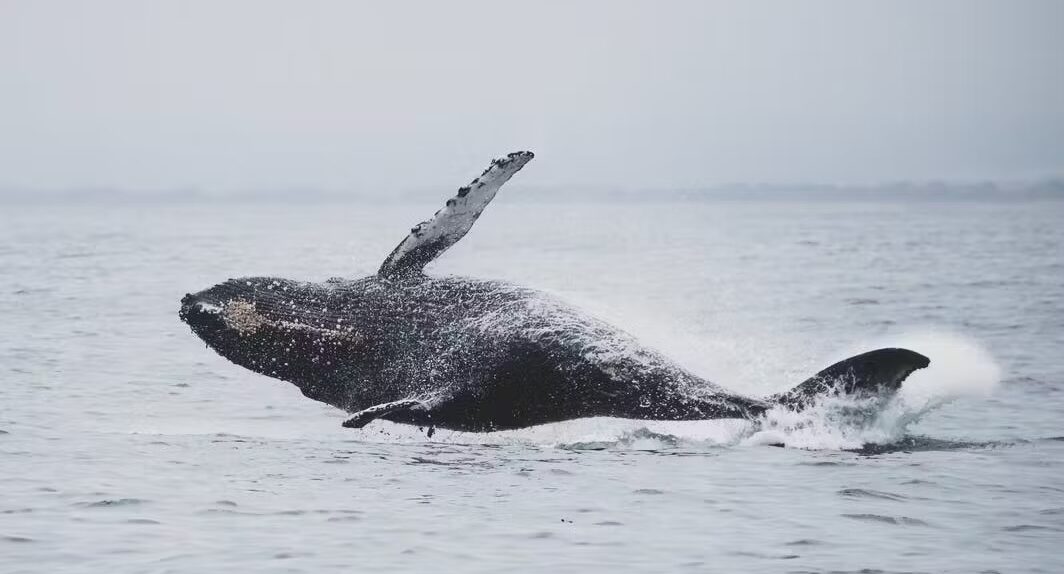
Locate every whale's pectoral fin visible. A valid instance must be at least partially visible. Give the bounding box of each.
[342,398,423,429]
[772,348,930,410]
[377,151,534,278]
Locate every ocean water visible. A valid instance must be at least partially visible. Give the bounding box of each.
[2,197,1063,573]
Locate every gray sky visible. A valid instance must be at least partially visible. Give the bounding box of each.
[1,0,1061,193]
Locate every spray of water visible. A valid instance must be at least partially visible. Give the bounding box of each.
[745,329,1002,450]
[878,329,1001,414]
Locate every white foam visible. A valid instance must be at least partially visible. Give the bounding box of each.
[746,394,896,450]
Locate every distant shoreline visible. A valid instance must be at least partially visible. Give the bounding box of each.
[2,180,1063,204]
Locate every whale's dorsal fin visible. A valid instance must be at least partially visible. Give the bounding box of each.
[378,151,534,277]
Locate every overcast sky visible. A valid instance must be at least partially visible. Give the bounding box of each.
[1,0,1061,193]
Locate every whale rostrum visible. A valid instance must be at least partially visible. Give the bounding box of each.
[180,151,929,433]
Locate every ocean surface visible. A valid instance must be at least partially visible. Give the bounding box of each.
[2,197,1063,573]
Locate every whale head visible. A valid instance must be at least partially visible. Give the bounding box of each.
[180,277,377,402]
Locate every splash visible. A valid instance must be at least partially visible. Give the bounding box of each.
[877,329,1001,414]
[745,329,1002,450]
[746,394,898,450]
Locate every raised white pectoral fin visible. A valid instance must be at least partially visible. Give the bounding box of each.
[377,151,534,277]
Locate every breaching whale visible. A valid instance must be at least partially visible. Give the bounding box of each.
[180,151,929,433]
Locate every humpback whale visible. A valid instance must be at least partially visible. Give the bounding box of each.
[180,151,929,433]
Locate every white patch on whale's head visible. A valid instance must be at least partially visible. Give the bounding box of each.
[222,300,266,335]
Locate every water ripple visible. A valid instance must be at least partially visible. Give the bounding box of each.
[837,488,907,501]
[77,498,148,508]
[841,514,930,527]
